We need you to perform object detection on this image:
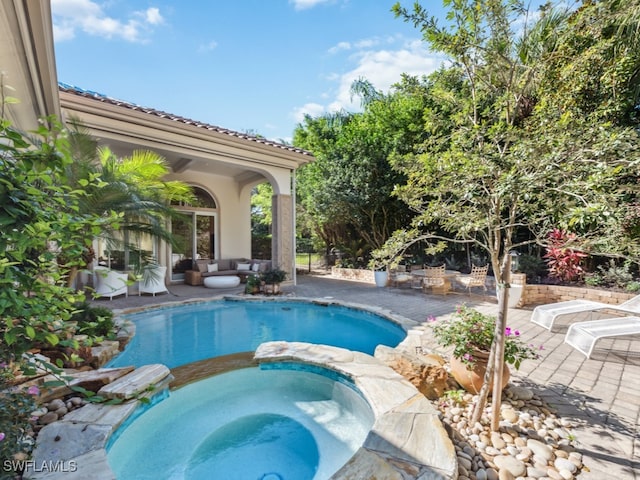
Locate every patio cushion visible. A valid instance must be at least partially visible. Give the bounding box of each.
[207,263,218,273]
[196,259,209,273]
[215,259,232,271]
[237,263,251,271]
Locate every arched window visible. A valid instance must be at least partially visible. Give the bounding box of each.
[172,186,216,208]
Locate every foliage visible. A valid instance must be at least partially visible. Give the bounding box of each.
[64,119,194,276]
[293,76,428,254]
[0,363,38,470]
[69,302,115,338]
[0,115,119,364]
[245,274,262,294]
[585,259,637,290]
[626,281,640,293]
[543,229,588,283]
[516,254,547,283]
[251,183,273,258]
[260,268,287,284]
[382,1,640,422]
[432,306,540,370]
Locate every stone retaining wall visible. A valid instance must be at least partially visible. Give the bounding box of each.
[330,266,635,308]
[522,284,634,307]
[331,266,375,283]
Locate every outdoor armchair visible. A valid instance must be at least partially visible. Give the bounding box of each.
[139,265,169,296]
[93,266,128,300]
[455,264,489,293]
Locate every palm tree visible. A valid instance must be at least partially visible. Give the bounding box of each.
[63,119,193,286]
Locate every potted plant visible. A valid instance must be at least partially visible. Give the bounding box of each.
[245,274,261,294]
[368,256,390,288]
[260,268,287,294]
[431,305,540,393]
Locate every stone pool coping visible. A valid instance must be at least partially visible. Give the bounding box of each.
[24,296,455,479]
[255,341,457,479]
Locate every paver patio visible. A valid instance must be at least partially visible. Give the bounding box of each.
[97,273,640,479]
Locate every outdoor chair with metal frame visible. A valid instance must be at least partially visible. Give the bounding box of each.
[455,264,489,294]
[421,264,449,294]
[389,267,412,288]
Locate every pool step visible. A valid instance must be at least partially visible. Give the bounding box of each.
[98,364,171,400]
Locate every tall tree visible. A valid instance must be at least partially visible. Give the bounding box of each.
[388,0,640,426]
[293,76,429,259]
[63,120,193,284]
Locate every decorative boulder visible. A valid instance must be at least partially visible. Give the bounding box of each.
[374,345,449,400]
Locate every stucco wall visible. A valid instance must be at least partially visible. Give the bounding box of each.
[168,171,251,259]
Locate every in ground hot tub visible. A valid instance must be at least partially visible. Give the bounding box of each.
[107,366,374,480]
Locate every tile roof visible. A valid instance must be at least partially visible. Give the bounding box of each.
[58,83,311,157]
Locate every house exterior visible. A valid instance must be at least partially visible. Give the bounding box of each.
[1,0,312,284]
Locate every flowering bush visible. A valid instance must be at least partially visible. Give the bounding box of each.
[431,305,541,370]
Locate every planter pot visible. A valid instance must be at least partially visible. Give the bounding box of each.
[374,270,388,288]
[497,284,524,308]
[263,283,281,295]
[449,350,510,395]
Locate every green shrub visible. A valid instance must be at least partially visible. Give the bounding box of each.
[625,281,640,292]
[0,364,37,473]
[597,260,634,289]
[517,254,547,283]
[584,273,603,287]
[70,302,115,338]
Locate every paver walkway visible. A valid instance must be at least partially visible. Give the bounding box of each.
[99,273,640,479]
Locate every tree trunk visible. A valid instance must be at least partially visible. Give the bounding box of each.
[470,256,511,428]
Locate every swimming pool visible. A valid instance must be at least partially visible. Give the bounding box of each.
[107,366,374,480]
[107,299,407,369]
[105,299,407,479]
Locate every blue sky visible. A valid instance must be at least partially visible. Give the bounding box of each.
[51,0,445,143]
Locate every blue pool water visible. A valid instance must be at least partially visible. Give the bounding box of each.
[107,366,375,480]
[107,299,406,368]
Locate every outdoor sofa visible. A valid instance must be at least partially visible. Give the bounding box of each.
[184,258,272,285]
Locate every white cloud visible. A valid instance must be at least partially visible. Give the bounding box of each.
[292,102,326,123]
[327,41,351,54]
[289,0,336,11]
[51,0,164,43]
[326,39,444,113]
[143,8,164,25]
[198,40,219,53]
[292,38,442,123]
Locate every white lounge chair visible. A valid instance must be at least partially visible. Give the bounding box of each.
[530,294,640,331]
[564,316,640,359]
[93,266,128,300]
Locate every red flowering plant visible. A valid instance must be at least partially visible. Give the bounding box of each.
[431,305,541,370]
[543,229,587,283]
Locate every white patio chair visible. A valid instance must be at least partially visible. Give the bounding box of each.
[93,266,128,300]
[531,294,640,331]
[564,316,640,358]
[389,267,412,288]
[455,264,489,294]
[139,265,169,296]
